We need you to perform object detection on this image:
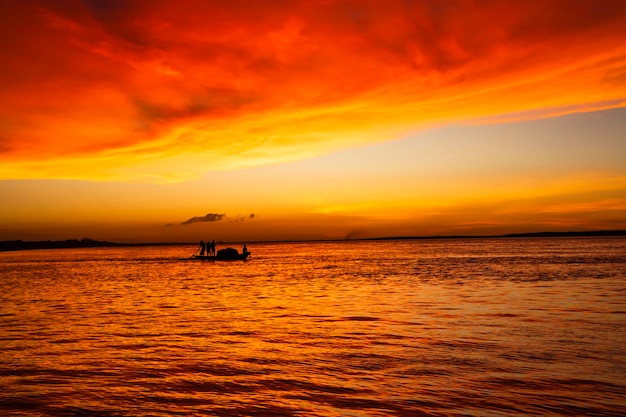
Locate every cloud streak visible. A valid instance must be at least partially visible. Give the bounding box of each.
[1,0,625,180]
[180,213,255,225]
[230,214,256,223]
[181,213,225,225]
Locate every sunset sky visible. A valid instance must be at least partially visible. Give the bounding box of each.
[1,0,625,243]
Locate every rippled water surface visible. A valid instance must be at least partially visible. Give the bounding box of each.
[1,238,625,416]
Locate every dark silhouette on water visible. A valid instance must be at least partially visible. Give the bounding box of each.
[191,245,251,261]
[210,240,216,256]
[199,240,206,256]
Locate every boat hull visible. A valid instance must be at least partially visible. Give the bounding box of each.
[191,252,250,261]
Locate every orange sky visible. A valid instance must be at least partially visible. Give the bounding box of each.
[1,0,626,242]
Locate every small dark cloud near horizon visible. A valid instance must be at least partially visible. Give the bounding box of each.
[182,213,226,225]
[345,230,364,240]
[177,213,255,226]
[230,213,256,223]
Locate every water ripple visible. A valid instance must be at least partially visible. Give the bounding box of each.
[0,239,625,416]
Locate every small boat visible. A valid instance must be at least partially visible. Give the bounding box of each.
[191,247,250,261]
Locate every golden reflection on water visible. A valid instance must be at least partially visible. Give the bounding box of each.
[0,239,625,416]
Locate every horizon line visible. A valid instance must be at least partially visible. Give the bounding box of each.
[1,230,625,252]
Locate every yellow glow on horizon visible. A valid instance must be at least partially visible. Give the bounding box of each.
[2,1,626,242]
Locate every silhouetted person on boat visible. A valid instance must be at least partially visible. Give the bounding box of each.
[210,240,216,256]
[199,240,206,256]
[242,243,249,255]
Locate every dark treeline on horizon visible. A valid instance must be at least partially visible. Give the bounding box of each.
[0,238,123,252]
[367,230,626,241]
[1,230,625,252]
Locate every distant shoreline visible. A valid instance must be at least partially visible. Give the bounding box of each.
[0,238,185,253]
[365,230,626,241]
[1,230,625,252]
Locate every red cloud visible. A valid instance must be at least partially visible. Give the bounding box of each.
[1,0,625,180]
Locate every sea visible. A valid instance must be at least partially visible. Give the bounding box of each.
[0,238,624,417]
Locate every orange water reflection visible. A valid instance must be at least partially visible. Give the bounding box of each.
[0,239,624,415]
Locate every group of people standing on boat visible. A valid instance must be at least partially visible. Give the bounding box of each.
[198,240,215,256]
[197,240,250,257]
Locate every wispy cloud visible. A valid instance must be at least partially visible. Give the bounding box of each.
[181,213,226,225]
[230,213,256,223]
[1,1,625,180]
[180,213,255,225]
